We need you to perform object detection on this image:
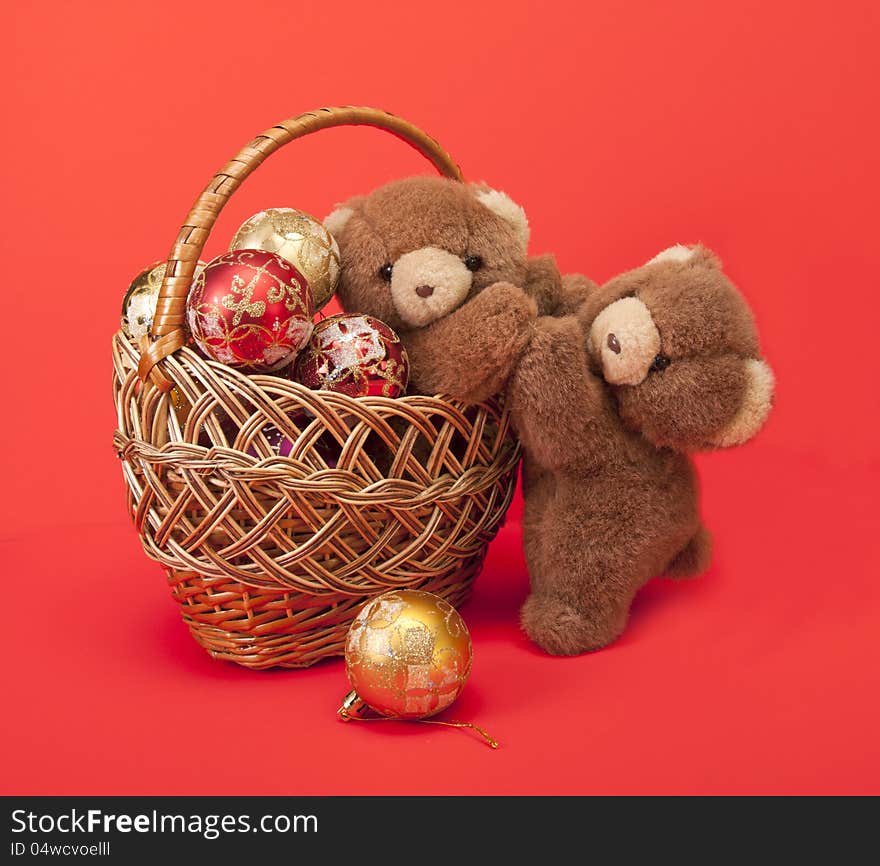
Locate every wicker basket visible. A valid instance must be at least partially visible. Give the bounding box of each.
[112,106,521,669]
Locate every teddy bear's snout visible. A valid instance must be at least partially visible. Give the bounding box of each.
[589,296,661,386]
[390,246,473,327]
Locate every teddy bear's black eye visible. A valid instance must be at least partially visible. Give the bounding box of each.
[378,263,393,282]
[650,353,670,373]
[464,255,484,272]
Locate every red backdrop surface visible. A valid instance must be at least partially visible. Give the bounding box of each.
[2,0,878,794]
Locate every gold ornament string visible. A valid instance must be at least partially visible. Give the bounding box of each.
[414,718,499,749]
[338,704,499,749]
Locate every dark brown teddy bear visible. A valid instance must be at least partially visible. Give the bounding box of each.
[324,175,572,401]
[507,245,774,654]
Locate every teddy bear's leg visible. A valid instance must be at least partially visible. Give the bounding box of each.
[663,524,713,579]
[519,468,626,654]
[518,474,653,655]
[520,587,635,656]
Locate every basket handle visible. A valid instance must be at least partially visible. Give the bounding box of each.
[138,106,463,385]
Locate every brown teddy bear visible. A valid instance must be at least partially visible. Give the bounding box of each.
[507,245,774,654]
[326,178,773,657]
[325,175,577,401]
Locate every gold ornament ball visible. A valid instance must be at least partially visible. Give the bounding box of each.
[344,590,473,721]
[230,208,340,311]
[121,260,205,340]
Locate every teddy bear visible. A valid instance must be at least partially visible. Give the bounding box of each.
[506,245,775,654]
[325,177,774,657]
[324,174,584,401]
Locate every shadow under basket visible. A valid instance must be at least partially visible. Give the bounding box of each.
[113,334,520,669]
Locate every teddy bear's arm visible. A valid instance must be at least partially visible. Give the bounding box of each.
[403,281,538,403]
[557,273,600,317]
[523,254,563,315]
[508,314,612,469]
[615,354,775,452]
[523,256,598,317]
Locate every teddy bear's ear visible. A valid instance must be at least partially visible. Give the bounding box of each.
[645,244,721,269]
[644,244,695,266]
[323,198,362,238]
[709,358,775,448]
[472,185,530,251]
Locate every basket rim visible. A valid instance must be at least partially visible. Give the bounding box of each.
[115,328,512,416]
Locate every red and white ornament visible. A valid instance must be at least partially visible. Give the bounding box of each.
[292,314,409,398]
[186,249,314,371]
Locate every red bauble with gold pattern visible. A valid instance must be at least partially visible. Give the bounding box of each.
[293,314,409,398]
[186,249,314,371]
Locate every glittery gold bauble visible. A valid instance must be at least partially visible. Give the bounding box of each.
[343,590,472,721]
[121,260,206,340]
[229,208,340,311]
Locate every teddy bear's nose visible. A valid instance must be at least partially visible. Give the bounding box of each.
[607,333,621,354]
[415,284,435,298]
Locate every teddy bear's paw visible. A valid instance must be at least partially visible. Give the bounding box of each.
[520,592,626,655]
[436,281,537,399]
[476,280,538,325]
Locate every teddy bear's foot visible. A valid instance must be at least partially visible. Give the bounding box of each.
[664,525,713,579]
[520,592,627,656]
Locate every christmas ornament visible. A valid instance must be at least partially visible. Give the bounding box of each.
[121,260,206,340]
[338,590,497,747]
[343,589,472,719]
[230,208,340,311]
[195,407,239,449]
[244,419,340,468]
[246,423,298,459]
[293,314,409,398]
[186,249,314,371]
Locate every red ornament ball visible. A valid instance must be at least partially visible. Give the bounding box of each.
[292,314,409,398]
[186,249,314,371]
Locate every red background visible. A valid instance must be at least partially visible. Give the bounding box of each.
[3,0,878,795]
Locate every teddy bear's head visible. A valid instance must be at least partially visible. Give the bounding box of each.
[580,245,774,450]
[324,176,530,331]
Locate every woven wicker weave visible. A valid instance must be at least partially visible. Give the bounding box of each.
[113,107,521,669]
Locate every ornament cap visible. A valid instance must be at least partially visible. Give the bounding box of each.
[338,690,370,721]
